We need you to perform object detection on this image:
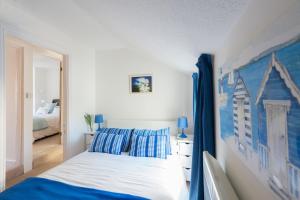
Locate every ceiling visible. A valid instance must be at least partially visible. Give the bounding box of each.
[6,0,250,71]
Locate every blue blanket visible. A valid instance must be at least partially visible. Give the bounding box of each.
[0,177,148,200]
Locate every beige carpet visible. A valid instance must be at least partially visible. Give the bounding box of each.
[6,134,63,188]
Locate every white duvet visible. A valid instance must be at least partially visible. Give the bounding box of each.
[40,151,189,200]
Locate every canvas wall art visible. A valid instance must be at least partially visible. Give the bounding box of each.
[218,38,300,200]
[129,75,152,93]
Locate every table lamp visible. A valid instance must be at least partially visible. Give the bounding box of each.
[178,116,188,138]
[95,114,104,131]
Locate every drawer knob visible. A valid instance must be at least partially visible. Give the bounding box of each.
[185,167,191,170]
[185,155,190,157]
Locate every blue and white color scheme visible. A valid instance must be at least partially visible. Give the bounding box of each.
[218,38,300,200]
[0,177,148,200]
[133,128,171,155]
[129,134,168,159]
[97,128,133,152]
[89,132,125,155]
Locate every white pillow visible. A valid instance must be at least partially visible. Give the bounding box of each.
[52,106,60,116]
[36,106,49,115]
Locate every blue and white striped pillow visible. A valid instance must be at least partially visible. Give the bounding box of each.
[132,128,171,155]
[89,132,125,155]
[129,134,168,159]
[97,128,133,152]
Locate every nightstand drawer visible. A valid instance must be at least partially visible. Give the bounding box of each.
[180,155,192,168]
[183,167,191,182]
[179,142,193,156]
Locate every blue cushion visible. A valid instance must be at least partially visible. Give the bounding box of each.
[88,132,125,155]
[132,128,171,155]
[97,128,133,152]
[48,103,57,114]
[129,134,168,159]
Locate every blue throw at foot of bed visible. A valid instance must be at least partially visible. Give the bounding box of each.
[0,177,148,200]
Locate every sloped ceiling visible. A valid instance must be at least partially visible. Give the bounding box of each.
[4,0,250,71]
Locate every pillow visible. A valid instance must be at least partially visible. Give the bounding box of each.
[97,128,133,152]
[35,106,48,115]
[48,103,57,114]
[129,134,168,159]
[52,106,60,116]
[132,128,171,155]
[88,132,125,155]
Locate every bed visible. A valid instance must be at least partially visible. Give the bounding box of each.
[1,120,189,199]
[33,105,60,141]
[39,151,188,199]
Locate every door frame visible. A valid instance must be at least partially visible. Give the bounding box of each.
[4,39,24,180]
[32,48,68,160]
[0,31,69,191]
[0,25,6,192]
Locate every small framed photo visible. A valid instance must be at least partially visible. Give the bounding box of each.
[129,74,153,93]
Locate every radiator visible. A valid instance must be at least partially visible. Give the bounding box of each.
[203,151,239,200]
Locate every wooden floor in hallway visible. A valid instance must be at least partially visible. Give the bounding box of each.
[6,134,63,188]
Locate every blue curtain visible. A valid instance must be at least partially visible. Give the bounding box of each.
[189,54,216,200]
[192,73,198,122]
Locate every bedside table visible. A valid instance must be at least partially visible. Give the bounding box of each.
[177,135,193,182]
[84,132,95,150]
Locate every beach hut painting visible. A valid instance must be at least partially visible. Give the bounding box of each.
[218,38,300,200]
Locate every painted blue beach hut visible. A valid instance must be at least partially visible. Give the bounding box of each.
[256,53,300,200]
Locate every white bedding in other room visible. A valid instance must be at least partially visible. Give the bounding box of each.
[40,151,189,200]
[33,106,60,141]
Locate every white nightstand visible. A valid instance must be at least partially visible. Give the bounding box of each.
[84,132,95,150]
[177,135,193,182]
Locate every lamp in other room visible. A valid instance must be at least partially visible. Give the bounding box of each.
[177,116,188,138]
[95,114,104,131]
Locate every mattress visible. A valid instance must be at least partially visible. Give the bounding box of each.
[40,151,189,200]
[33,126,60,141]
[33,111,60,141]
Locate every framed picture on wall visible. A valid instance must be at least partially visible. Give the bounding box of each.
[129,74,153,93]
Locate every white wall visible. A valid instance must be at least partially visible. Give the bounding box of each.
[67,48,95,157]
[214,0,300,199]
[95,48,193,134]
[22,45,33,172]
[34,65,60,111]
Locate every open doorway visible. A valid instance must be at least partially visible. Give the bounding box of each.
[4,36,67,188]
[32,54,63,170]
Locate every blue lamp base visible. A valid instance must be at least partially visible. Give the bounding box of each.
[96,123,102,131]
[179,132,187,138]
